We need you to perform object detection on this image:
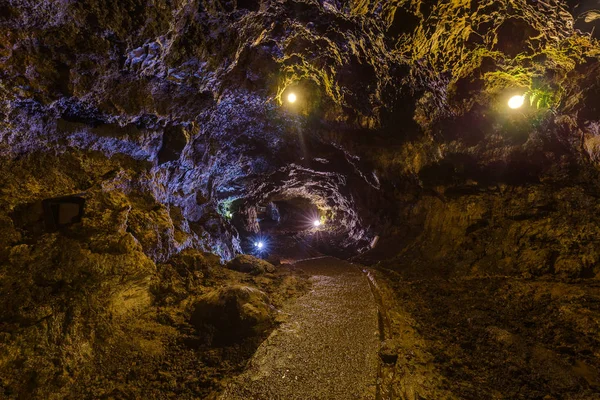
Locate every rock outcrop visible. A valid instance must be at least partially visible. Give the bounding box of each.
[227,254,276,275]
[191,285,275,345]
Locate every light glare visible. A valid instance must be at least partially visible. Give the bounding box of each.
[287,93,297,103]
[313,220,321,227]
[508,95,524,109]
[256,241,264,249]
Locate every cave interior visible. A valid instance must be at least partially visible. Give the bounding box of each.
[2,0,600,399]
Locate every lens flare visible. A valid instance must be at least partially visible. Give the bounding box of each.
[287,93,297,103]
[313,220,321,227]
[508,95,524,109]
[255,241,264,249]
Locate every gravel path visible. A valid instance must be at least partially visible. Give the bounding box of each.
[220,257,380,400]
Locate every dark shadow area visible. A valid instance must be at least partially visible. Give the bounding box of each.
[231,194,361,263]
[571,0,600,40]
[10,194,86,241]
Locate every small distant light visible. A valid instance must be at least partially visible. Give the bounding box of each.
[287,93,297,103]
[508,95,525,109]
[225,211,232,218]
[313,220,321,227]
[255,241,264,249]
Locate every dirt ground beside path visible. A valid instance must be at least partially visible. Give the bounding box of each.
[375,267,600,400]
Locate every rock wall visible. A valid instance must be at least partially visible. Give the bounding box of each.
[381,182,600,279]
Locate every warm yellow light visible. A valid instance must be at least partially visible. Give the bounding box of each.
[508,95,524,109]
[287,93,297,103]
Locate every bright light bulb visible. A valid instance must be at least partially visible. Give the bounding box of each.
[508,95,524,109]
[313,220,321,227]
[256,242,264,249]
[287,93,297,103]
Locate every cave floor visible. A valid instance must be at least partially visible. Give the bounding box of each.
[374,267,600,400]
[219,257,380,400]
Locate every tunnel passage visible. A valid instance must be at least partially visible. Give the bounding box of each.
[251,196,325,261]
[265,197,321,231]
[209,140,383,263]
[225,190,369,262]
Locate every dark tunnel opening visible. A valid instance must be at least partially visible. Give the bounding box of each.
[228,193,362,263]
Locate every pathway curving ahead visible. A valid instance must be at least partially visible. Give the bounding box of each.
[220,257,380,400]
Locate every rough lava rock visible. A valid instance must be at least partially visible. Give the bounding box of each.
[191,285,275,345]
[379,338,400,365]
[227,254,276,275]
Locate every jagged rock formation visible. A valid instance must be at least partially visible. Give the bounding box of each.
[191,284,275,345]
[1,0,600,398]
[226,254,276,274]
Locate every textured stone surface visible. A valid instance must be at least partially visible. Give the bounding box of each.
[1,0,600,398]
[191,285,275,344]
[374,269,600,399]
[227,254,276,275]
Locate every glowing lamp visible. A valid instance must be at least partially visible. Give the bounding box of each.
[255,241,264,249]
[508,95,524,109]
[287,93,297,103]
[313,220,321,227]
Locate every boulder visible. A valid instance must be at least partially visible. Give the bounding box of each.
[227,254,276,275]
[554,256,584,279]
[191,285,274,344]
[379,338,400,364]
